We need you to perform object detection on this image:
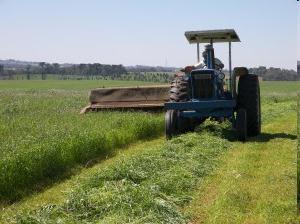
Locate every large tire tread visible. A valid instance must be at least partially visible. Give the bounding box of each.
[237,74,261,137]
[169,77,190,102]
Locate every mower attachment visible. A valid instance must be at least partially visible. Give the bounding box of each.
[80,85,170,113]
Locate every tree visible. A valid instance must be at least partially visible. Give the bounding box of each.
[78,63,88,77]
[39,62,46,80]
[25,65,31,80]
[53,63,60,75]
[45,63,53,74]
[8,70,15,80]
[0,64,3,76]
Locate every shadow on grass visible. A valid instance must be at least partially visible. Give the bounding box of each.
[247,132,297,142]
[197,122,297,143]
[220,129,297,143]
[0,149,116,207]
[0,135,161,206]
[195,122,237,142]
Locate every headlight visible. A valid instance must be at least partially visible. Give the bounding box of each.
[218,72,225,80]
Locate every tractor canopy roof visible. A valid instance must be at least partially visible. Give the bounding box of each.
[185,29,240,44]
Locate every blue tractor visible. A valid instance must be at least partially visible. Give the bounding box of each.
[165,29,261,141]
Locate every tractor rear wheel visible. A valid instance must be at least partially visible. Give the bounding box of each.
[169,76,190,134]
[170,75,190,102]
[236,108,247,141]
[237,74,261,137]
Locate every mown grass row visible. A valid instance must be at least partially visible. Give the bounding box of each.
[8,95,298,223]
[0,89,164,202]
[12,121,231,223]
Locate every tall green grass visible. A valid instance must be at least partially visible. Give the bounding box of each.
[0,89,163,201]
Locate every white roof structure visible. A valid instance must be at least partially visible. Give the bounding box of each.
[185,29,240,44]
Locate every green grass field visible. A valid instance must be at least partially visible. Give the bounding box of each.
[0,80,299,223]
[260,81,300,96]
[298,94,300,213]
[0,80,163,202]
[0,79,158,90]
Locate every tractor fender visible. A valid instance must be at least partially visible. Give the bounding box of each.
[233,67,249,77]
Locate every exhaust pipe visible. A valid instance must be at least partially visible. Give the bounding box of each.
[204,44,215,69]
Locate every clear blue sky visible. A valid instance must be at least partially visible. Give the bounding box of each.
[0,0,297,69]
[298,2,300,61]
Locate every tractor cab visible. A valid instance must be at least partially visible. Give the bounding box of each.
[165,29,261,141]
[185,29,240,101]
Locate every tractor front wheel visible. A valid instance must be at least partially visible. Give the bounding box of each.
[169,75,205,134]
[165,110,178,139]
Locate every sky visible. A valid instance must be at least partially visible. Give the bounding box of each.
[0,0,298,69]
[298,2,300,61]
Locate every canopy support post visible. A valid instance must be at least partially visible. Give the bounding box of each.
[197,42,200,63]
[229,41,235,98]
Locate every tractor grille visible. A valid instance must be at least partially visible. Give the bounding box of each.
[192,74,213,98]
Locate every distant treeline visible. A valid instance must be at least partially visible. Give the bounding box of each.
[0,62,173,82]
[0,63,127,80]
[0,61,298,82]
[118,72,172,83]
[248,66,298,81]
[126,65,177,73]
